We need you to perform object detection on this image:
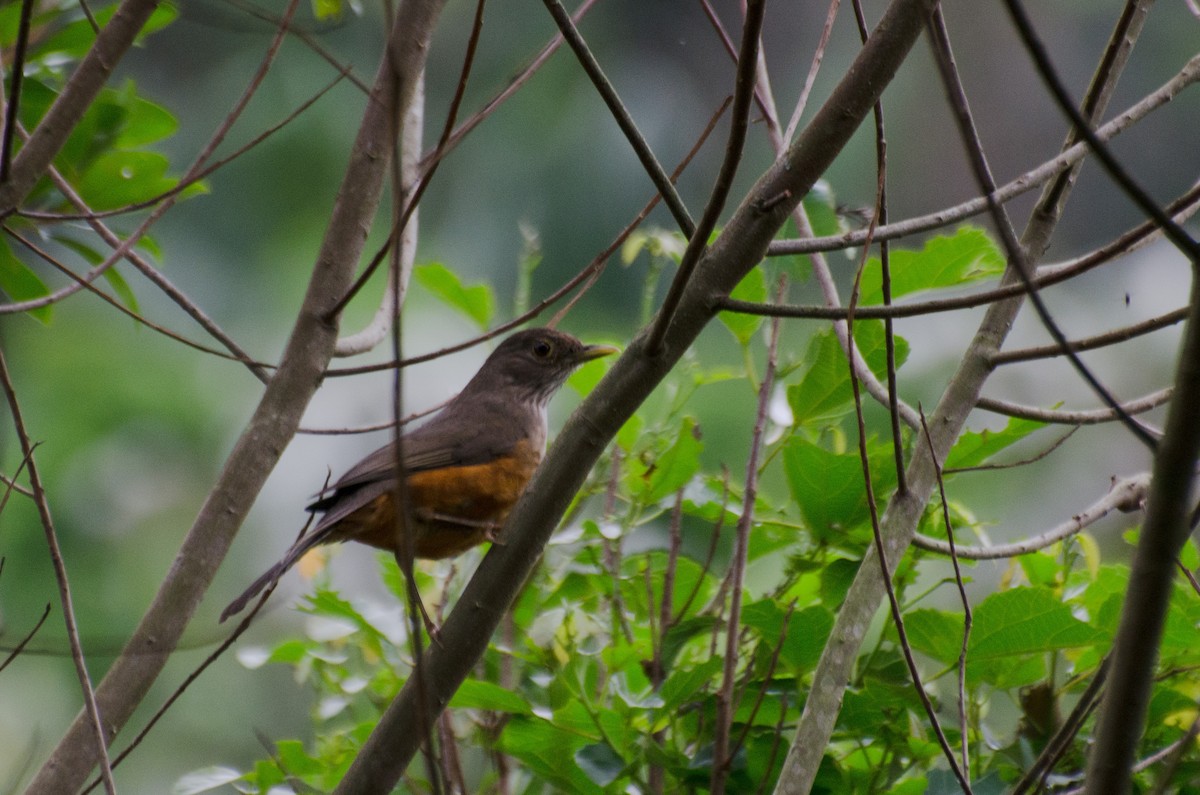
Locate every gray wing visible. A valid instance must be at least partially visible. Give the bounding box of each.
[307,399,533,521]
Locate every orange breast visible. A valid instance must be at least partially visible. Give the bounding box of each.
[327,439,542,560]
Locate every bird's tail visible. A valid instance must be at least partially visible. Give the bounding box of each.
[219,533,324,623]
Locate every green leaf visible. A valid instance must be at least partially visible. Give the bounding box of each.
[903,609,966,665]
[0,239,51,323]
[499,717,603,794]
[661,615,719,671]
[740,602,834,672]
[788,322,909,425]
[56,236,141,313]
[635,416,703,504]
[172,766,243,795]
[968,587,1102,661]
[575,742,625,786]
[77,150,181,210]
[857,226,1005,304]
[449,679,532,714]
[413,262,495,329]
[782,438,898,538]
[719,267,766,345]
[660,657,723,711]
[944,417,1046,471]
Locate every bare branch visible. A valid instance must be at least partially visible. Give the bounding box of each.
[20,2,448,791]
[0,353,117,794]
[331,0,940,788]
[976,388,1171,426]
[914,473,1150,559]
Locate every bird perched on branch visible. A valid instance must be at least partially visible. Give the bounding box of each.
[221,327,617,622]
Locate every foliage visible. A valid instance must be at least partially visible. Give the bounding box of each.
[2,2,1197,794]
[180,224,1200,794]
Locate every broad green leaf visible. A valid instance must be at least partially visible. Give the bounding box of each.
[788,322,909,425]
[274,739,323,777]
[858,227,1005,304]
[499,717,603,794]
[449,679,533,714]
[719,267,766,345]
[575,742,624,786]
[413,262,494,329]
[661,615,719,671]
[968,587,1102,660]
[740,602,834,672]
[635,416,703,504]
[902,608,966,665]
[77,150,181,210]
[782,438,898,538]
[0,239,51,323]
[944,417,1046,471]
[660,657,723,711]
[56,236,141,313]
[39,5,176,60]
[113,83,180,148]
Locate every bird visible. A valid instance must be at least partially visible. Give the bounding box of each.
[220,327,618,623]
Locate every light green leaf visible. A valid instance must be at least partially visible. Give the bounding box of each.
[413,262,495,329]
[782,438,898,537]
[449,679,533,714]
[0,239,51,323]
[788,322,909,425]
[903,609,966,665]
[968,587,1102,660]
[944,417,1046,471]
[858,226,1004,304]
[575,742,624,786]
[719,267,766,345]
[635,416,703,503]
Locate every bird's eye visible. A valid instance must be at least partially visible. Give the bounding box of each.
[532,339,553,358]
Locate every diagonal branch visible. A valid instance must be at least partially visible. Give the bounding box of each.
[0,353,117,794]
[329,0,940,789]
[775,2,1154,791]
[644,0,766,355]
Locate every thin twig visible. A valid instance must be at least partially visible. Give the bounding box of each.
[920,407,973,778]
[645,0,765,356]
[5,225,275,369]
[783,0,841,145]
[929,7,1156,450]
[539,0,694,237]
[851,0,907,495]
[0,350,118,794]
[766,53,1200,258]
[914,473,1150,559]
[710,274,785,795]
[718,179,1200,321]
[0,0,36,181]
[1012,655,1111,795]
[0,603,51,675]
[1003,0,1200,265]
[847,217,971,793]
[330,0,485,333]
[977,388,1170,426]
[991,308,1189,365]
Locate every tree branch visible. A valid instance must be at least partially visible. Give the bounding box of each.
[18,2,447,792]
[330,0,940,789]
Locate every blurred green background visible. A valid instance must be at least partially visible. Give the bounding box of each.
[1,0,1197,790]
